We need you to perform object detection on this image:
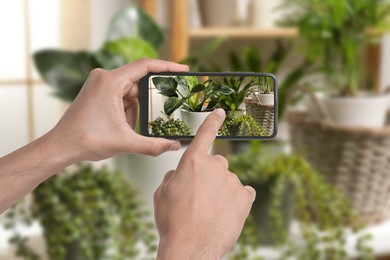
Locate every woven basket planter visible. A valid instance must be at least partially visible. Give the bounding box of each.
[244,97,274,136]
[286,88,390,225]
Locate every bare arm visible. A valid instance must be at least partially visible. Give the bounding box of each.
[0,58,189,214]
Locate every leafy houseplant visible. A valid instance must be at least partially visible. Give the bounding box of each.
[152,75,234,134]
[227,142,373,260]
[149,117,191,136]
[187,41,311,119]
[33,5,162,102]
[208,76,253,113]
[6,164,156,260]
[279,0,390,126]
[255,76,274,95]
[219,114,268,137]
[152,75,234,116]
[280,0,390,96]
[251,75,275,106]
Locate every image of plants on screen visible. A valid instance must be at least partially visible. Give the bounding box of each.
[148,75,275,137]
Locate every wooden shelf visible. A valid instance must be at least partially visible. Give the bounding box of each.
[189,27,298,38]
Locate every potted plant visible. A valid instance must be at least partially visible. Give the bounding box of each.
[227,142,374,259]
[252,75,275,105]
[187,41,311,119]
[149,117,191,136]
[219,113,268,137]
[33,6,162,102]
[279,0,390,127]
[5,164,156,260]
[208,76,253,114]
[152,75,234,134]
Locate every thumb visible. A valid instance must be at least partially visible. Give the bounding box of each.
[125,133,181,156]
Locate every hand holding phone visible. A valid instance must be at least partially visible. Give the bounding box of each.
[140,72,278,140]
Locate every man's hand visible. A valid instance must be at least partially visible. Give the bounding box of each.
[49,58,189,162]
[154,109,256,260]
[0,59,189,214]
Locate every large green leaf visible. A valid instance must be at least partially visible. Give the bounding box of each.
[102,37,157,64]
[190,84,206,93]
[185,76,199,88]
[94,49,127,70]
[33,50,100,102]
[152,77,178,97]
[106,5,164,49]
[213,85,235,95]
[164,97,184,116]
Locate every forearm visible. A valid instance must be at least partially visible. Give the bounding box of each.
[0,130,78,213]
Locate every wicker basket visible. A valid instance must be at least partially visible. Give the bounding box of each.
[286,87,390,224]
[244,95,274,135]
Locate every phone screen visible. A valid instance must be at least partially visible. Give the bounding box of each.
[140,72,277,139]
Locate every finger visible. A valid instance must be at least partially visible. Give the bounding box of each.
[188,108,226,154]
[212,154,229,169]
[127,134,181,156]
[124,98,139,129]
[244,185,256,203]
[161,170,176,192]
[115,58,189,83]
[162,170,175,184]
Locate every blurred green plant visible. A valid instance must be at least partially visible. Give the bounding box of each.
[219,114,268,137]
[279,0,390,96]
[149,117,191,136]
[227,142,374,260]
[5,164,156,260]
[187,41,311,119]
[228,42,312,119]
[152,76,234,116]
[33,5,161,102]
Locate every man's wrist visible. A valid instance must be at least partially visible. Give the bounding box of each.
[157,234,220,260]
[38,129,82,173]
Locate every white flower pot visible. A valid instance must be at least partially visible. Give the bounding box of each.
[248,0,282,28]
[113,149,186,214]
[199,0,236,27]
[180,109,212,135]
[321,94,390,127]
[255,93,274,105]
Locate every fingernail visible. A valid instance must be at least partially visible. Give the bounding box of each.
[215,108,226,118]
[169,142,181,151]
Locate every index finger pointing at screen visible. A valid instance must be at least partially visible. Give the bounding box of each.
[188,108,226,154]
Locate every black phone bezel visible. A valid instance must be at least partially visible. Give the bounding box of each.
[139,71,278,140]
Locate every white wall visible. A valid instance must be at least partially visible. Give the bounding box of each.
[90,0,138,49]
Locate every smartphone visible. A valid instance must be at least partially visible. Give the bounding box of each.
[139,72,277,140]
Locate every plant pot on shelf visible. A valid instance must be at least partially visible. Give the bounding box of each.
[255,93,274,106]
[248,0,282,29]
[180,109,212,135]
[199,0,237,27]
[320,93,390,127]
